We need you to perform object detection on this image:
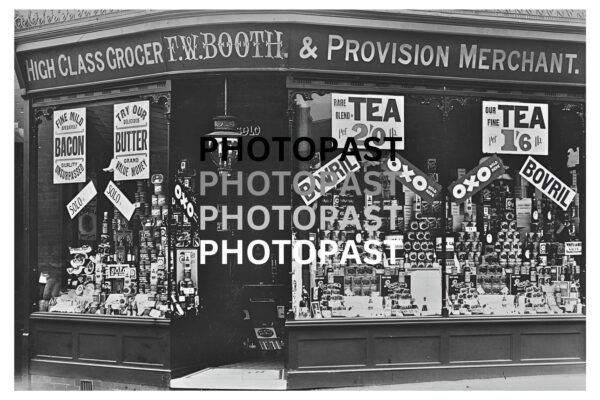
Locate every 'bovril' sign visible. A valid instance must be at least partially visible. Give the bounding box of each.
[519,156,576,211]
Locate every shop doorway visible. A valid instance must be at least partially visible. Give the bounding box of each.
[170,75,290,388]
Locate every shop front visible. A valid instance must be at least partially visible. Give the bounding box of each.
[15,10,585,390]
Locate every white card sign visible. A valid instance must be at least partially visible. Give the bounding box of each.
[565,242,582,256]
[519,157,576,211]
[332,93,404,150]
[104,181,135,220]
[113,100,150,181]
[482,101,548,155]
[66,181,97,219]
[53,107,86,184]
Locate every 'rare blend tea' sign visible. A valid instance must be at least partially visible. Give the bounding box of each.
[331,93,404,151]
[113,100,150,181]
[53,107,86,184]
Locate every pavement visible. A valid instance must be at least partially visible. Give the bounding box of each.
[327,373,586,390]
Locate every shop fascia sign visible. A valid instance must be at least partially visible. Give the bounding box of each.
[17,23,584,92]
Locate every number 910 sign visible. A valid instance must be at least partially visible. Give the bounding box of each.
[332,93,404,151]
[482,101,548,156]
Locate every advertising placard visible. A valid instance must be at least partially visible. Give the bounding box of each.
[448,155,505,204]
[104,180,135,220]
[299,154,361,205]
[482,101,548,155]
[331,93,404,150]
[519,156,576,211]
[516,198,532,229]
[53,107,86,184]
[565,241,582,256]
[66,181,97,219]
[383,154,442,202]
[113,100,150,181]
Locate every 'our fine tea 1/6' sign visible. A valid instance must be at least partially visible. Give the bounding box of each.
[332,93,404,151]
[104,180,136,220]
[482,101,548,155]
[448,155,506,204]
[113,100,150,181]
[66,181,97,219]
[519,156,576,211]
[53,107,86,184]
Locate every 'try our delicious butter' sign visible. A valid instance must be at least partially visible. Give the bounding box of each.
[519,156,576,211]
[53,107,86,184]
[113,101,150,181]
[449,155,506,204]
[482,101,548,155]
[331,93,404,151]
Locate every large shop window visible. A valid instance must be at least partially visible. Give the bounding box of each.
[291,91,445,319]
[444,101,585,316]
[290,89,585,320]
[35,98,171,317]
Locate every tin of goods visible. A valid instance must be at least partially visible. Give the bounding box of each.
[425,263,433,268]
[162,207,169,218]
[514,232,521,241]
[154,185,163,195]
[417,263,425,269]
[507,231,514,240]
[157,195,166,206]
[502,242,512,251]
[426,252,434,262]
[511,242,521,252]
[458,232,466,241]
[423,232,431,241]
[152,207,161,217]
[410,221,419,231]
[416,232,425,241]
[407,232,416,241]
[412,242,421,251]
[409,252,417,262]
[419,221,429,231]
[414,212,423,220]
[417,252,426,261]
[152,195,158,206]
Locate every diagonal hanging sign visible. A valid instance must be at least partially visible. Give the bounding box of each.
[104,180,135,221]
[448,154,506,204]
[382,153,442,202]
[519,156,576,211]
[66,181,97,219]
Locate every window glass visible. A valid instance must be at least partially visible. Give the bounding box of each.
[291,91,444,319]
[36,100,171,317]
[444,100,585,316]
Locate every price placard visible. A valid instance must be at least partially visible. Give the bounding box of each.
[66,181,97,219]
[104,180,135,220]
[332,93,404,150]
[482,101,548,155]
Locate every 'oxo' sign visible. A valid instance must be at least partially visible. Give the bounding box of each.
[448,155,505,204]
[173,176,199,229]
[384,153,442,202]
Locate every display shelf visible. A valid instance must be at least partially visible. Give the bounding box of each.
[286,313,585,327]
[30,311,171,326]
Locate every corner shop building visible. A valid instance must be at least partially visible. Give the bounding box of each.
[14,10,585,390]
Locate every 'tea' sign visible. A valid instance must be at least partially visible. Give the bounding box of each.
[482,101,548,155]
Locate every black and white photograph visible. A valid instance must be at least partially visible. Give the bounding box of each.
[7,3,597,393]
